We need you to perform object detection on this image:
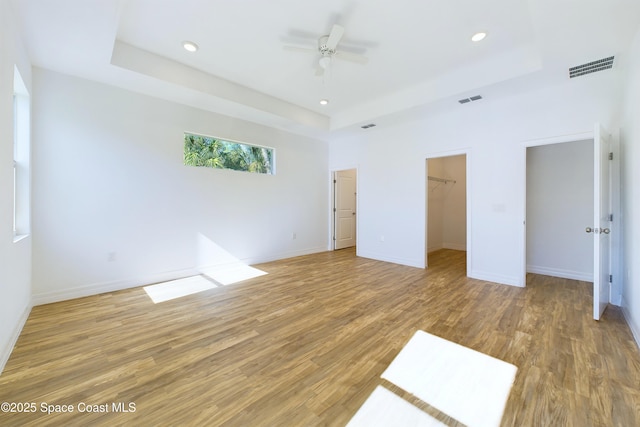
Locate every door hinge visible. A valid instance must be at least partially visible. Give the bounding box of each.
[333,236,336,241]
[609,274,613,283]
[333,179,337,183]
[333,208,337,212]
[609,213,613,221]
[609,152,613,160]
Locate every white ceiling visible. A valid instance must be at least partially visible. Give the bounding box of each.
[10,0,640,139]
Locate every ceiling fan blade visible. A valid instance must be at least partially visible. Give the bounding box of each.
[335,50,368,64]
[326,24,344,50]
[283,45,317,54]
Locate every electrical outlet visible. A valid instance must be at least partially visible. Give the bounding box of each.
[292,232,297,240]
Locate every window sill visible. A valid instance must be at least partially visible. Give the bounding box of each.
[13,234,29,243]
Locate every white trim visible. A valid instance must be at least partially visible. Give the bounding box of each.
[12,234,29,243]
[622,299,640,350]
[357,250,424,269]
[520,129,597,287]
[526,265,593,282]
[609,132,622,306]
[330,166,359,251]
[443,242,467,251]
[243,246,328,265]
[0,301,32,375]
[469,269,522,287]
[32,268,198,306]
[522,131,593,148]
[31,247,328,306]
[424,148,471,275]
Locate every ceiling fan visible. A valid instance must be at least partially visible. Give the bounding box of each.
[283,24,368,76]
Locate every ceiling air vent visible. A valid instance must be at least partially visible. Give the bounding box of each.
[458,95,482,104]
[361,123,376,129]
[569,56,615,78]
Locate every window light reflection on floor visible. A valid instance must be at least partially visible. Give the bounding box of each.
[199,262,267,286]
[143,275,218,304]
[144,233,268,303]
[143,262,268,304]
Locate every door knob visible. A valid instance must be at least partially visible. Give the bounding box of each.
[585,227,593,233]
[602,228,610,234]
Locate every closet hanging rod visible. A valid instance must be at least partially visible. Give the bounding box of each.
[428,176,456,184]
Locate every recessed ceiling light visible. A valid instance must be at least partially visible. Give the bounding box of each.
[319,99,329,105]
[183,41,199,52]
[471,32,487,42]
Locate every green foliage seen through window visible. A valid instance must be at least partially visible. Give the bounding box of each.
[184,133,274,174]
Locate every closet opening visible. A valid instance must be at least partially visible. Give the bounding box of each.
[425,154,468,270]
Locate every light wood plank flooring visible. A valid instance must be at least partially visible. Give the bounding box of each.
[1,249,639,426]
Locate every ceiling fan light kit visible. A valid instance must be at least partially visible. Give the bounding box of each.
[319,56,332,69]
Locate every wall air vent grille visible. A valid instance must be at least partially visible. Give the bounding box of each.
[361,123,376,129]
[569,56,615,78]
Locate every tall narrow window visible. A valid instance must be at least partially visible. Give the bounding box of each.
[13,66,30,241]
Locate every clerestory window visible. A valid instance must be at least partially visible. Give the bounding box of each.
[184,133,275,175]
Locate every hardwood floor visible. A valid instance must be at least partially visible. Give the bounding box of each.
[1,249,639,426]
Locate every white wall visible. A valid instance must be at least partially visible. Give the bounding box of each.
[31,69,329,304]
[0,1,32,373]
[427,158,444,252]
[526,141,594,281]
[330,71,622,285]
[427,155,466,253]
[621,28,640,347]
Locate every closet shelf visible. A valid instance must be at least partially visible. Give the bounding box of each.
[428,175,456,184]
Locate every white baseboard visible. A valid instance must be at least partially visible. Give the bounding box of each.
[356,250,424,269]
[621,299,640,350]
[443,242,467,251]
[31,247,329,306]
[526,265,592,282]
[245,246,328,265]
[468,269,522,287]
[0,301,32,375]
[427,244,466,253]
[32,267,198,306]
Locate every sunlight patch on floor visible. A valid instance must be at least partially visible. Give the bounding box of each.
[381,330,517,427]
[143,275,218,303]
[347,386,446,427]
[200,262,267,286]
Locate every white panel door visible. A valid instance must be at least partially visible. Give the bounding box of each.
[335,169,357,250]
[592,124,611,320]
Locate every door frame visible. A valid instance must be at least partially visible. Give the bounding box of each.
[424,149,471,274]
[520,129,620,303]
[331,167,358,250]
[521,131,592,287]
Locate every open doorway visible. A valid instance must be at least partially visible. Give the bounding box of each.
[425,154,467,269]
[523,125,620,320]
[526,140,594,281]
[333,169,357,250]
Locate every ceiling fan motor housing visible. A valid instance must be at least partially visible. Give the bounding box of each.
[318,35,335,55]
